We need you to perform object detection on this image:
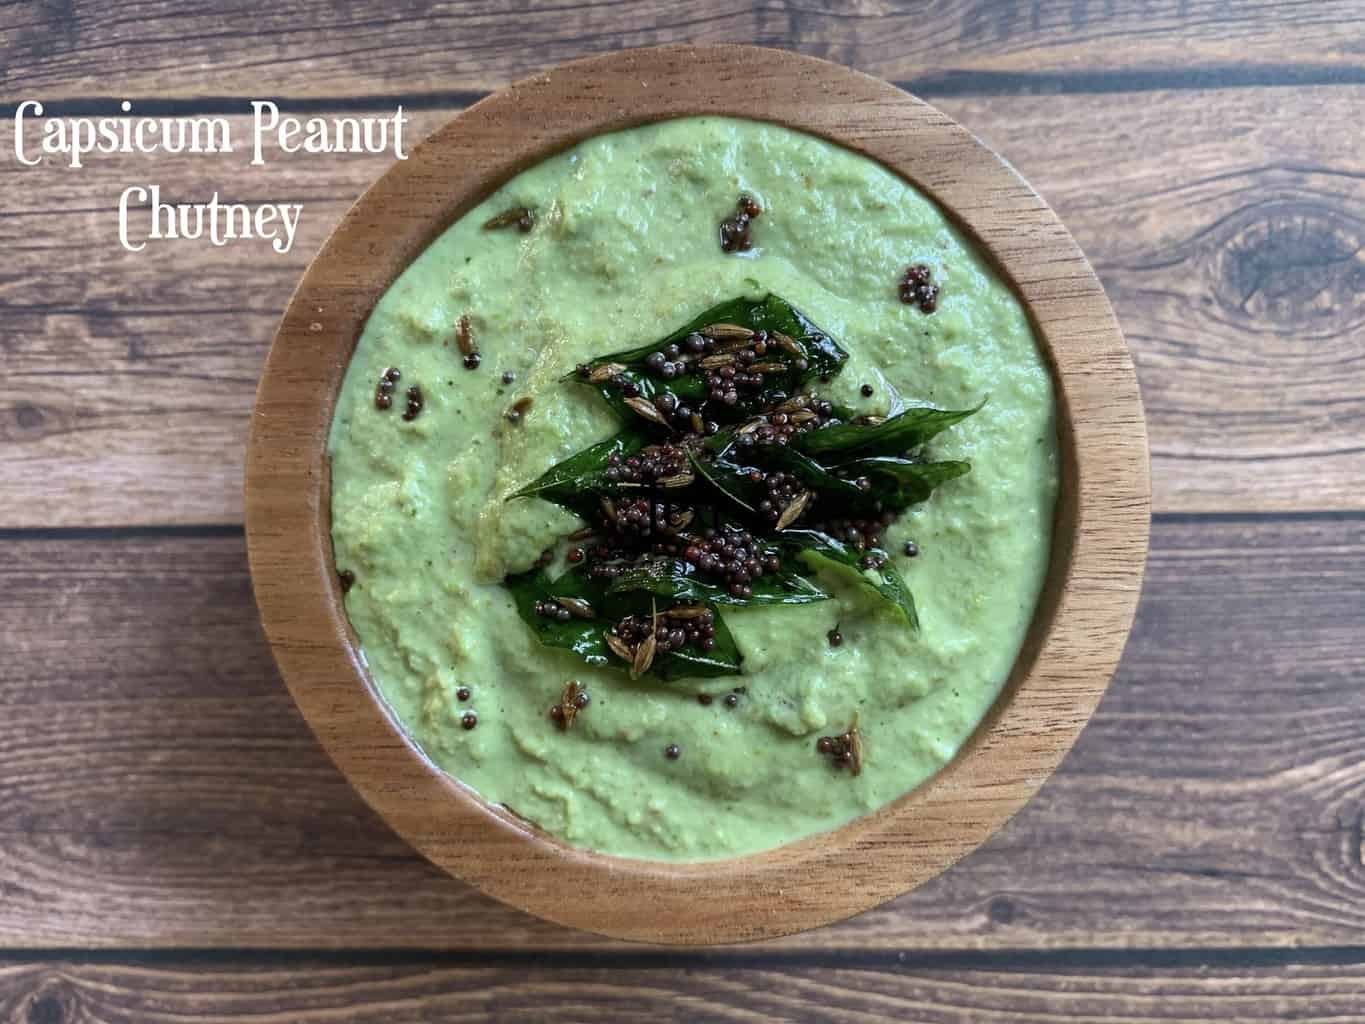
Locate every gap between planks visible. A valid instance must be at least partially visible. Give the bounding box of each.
[25,63,1365,121]
[6,945,1365,970]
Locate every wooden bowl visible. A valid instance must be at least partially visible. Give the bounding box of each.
[245,44,1149,945]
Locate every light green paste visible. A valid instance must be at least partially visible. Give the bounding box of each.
[328,116,1058,861]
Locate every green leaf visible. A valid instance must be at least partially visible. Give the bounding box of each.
[689,432,846,521]
[504,564,614,667]
[505,564,743,680]
[746,442,873,509]
[510,430,647,515]
[835,457,973,512]
[698,436,970,520]
[607,556,830,606]
[781,529,919,629]
[656,608,744,680]
[570,294,847,421]
[686,444,757,514]
[795,402,983,461]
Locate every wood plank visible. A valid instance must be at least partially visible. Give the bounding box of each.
[3,86,1362,526]
[4,956,1365,1022]
[0,514,1361,949]
[6,0,1365,100]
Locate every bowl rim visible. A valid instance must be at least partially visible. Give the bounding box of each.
[245,43,1150,945]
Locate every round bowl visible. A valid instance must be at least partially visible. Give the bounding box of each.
[245,44,1150,945]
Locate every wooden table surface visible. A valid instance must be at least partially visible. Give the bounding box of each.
[3,2,1363,1020]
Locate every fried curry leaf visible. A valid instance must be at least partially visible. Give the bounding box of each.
[782,529,919,629]
[510,430,647,516]
[695,436,970,521]
[795,402,983,461]
[834,456,973,512]
[503,294,980,646]
[570,294,847,421]
[505,564,743,680]
[607,555,830,606]
[505,564,612,667]
[686,445,758,514]
[746,442,876,509]
[661,607,745,680]
[686,433,856,521]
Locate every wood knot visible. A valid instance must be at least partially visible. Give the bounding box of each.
[25,984,72,1024]
[15,403,45,431]
[1209,199,1365,334]
[987,896,1017,925]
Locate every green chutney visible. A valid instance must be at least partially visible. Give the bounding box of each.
[328,116,1058,861]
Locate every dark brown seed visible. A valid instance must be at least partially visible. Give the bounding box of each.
[483,206,534,232]
[555,596,595,619]
[463,351,481,370]
[501,370,517,385]
[461,711,478,730]
[505,396,533,424]
[698,693,713,706]
[632,629,657,678]
[845,724,863,776]
[664,743,681,760]
[375,392,392,410]
[724,693,739,708]
[719,195,761,252]
[606,632,634,663]
[904,541,919,557]
[337,569,355,592]
[456,686,471,701]
[455,315,475,356]
[383,367,401,382]
[551,680,586,731]
[775,489,812,530]
[827,629,843,647]
[587,362,628,383]
[700,323,753,341]
[401,385,423,421]
[567,547,585,563]
[860,383,874,397]
[625,396,671,428]
[816,736,833,754]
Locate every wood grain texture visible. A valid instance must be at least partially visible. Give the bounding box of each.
[243,44,1146,944]
[0,514,1358,949]
[5,0,1365,100]
[4,86,1361,526]
[5,956,1365,1022]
